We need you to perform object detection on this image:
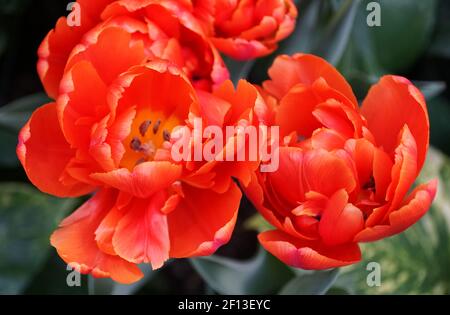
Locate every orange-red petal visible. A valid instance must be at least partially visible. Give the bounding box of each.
[263,54,357,106]
[361,75,429,172]
[258,229,361,269]
[50,189,143,284]
[17,103,93,197]
[91,161,182,199]
[319,189,364,246]
[168,183,241,258]
[112,191,170,269]
[355,179,437,242]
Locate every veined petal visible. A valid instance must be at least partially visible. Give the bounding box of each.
[112,191,170,269]
[50,189,143,284]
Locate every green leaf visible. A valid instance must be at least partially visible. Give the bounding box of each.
[312,0,361,65]
[0,93,50,168]
[413,81,446,101]
[223,56,255,85]
[249,0,360,83]
[87,264,155,295]
[23,251,88,295]
[279,269,339,295]
[340,0,438,83]
[428,97,450,156]
[371,0,437,71]
[0,93,50,132]
[428,0,450,59]
[190,247,295,294]
[280,0,360,64]
[0,128,19,168]
[0,183,77,294]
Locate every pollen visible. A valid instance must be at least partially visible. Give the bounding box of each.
[120,109,181,170]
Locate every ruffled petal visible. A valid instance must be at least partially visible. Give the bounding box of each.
[50,189,143,284]
[211,37,273,60]
[112,191,170,269]
[168,183,241,258]
[263,54,357,106]
[17,103,93,197]
[65,26,146,86]
[91,161,182,199]
[58,60,109,149]
[37,0,113,98]
[259,230,361,269]
[355,179,437,242]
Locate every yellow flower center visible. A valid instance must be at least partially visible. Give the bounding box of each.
[120,109,181,170]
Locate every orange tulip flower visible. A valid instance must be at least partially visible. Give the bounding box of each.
[38,0,228,99]
[19,17,270,282]
[245,54,437,269]
[193,0,298,60]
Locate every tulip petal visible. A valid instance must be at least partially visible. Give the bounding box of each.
[212,37,273,60]
[303,149,356,196]
[366,125,418,226]
[37,0,113,98]
[263,54,357,106]
[319,189,364,246]
[65,26,146,86]
[361,75,429,172]
[244,172,286,231]
[259,230,361,269]
[112,191,170,269]
[91,161,182,199]
[50,189,143,284]
[17,103,93,197]
[168,183,241,258]
[355,179,437,242]
[58,60,109,149]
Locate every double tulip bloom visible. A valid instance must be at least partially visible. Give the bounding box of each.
[247,54,437,269]
[17,0,436,283]
[194,0,298,60]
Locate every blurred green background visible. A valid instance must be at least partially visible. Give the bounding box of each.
[0,0,449,295]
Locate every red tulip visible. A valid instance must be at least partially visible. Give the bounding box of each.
[37,0,228,99]
[193,0,298,60]
[19,23,269,282]
[245,54,437,269]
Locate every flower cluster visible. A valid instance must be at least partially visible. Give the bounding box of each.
[17,0,435,283]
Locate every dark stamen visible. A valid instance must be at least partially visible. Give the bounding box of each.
[363,176,376,191]
[297,135,306,143]
[153,119,161,134]
[130,137,142,151]
[315,215,321,221]
[139,120,151,137]
[163,129,171,141]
